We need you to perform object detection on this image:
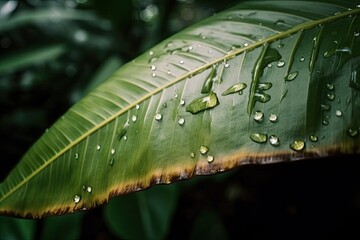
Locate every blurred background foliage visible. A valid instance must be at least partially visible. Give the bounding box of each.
[0,0,360,239]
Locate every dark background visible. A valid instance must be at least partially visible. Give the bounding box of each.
[0,0,359,239]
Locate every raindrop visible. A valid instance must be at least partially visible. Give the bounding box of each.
[155,113,162,121]
[335,110,342,117]
[269,113,278,122]
[267,63,272,68]
[321,104,331,111]
[258,82,272,90]
[186,92,219,114]
[167,70,171,75]
[188,46,193,51]
[224,63,230,68]
[109,158,115,166]
[299,56,305,62]
[253,110,264,122]
[132,115,137,122]
[354,32,360,37]
[336,47,351,54]
[199,145,209,155]
[201,66,218,94]
[285,71,298,81]
[322,120,329,125]
[269,135,280,146]
[73,194,81,204]
[150,65,156,71]
[250,133,267,143]
[347,128,359,137]
[149,57,158,63]
[149,51,154,56]
[207,155,214,163]
[118,121,129,140]
[326,83,334,90]
[111,148,116,155]
[96,145,101,150]
[244,42,249,47]
[180,99,185,105]
[327,92,335,100]
[135,104,140,110]
[151,73,156,77]
[163,102,167,108]
[178,117,185,125]
[124,136,127,141]
[221,83,247,96]
[190,152,195,158]
[74,153,79,160]
[254,93,271,103]
[82,186,92,193]
[309,135,318,142]
[277,60,285,67]
[290,140,305,151]
[179,60,184,64]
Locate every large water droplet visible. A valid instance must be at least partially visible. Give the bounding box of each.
[290,140,305,151]
[73,194,81,204]
[250,133,267,143]
[309,135,318,142]
[277,60,285,67]
[253,110,264,122]
[186,92,219,114]
[178,117,185,125]
[269,135,279,146]
[254,93,271,103]
[207,155,214,163]
[285,71,298,81]
[199,145,209,155]
[258,82,272,90]
[269,113,278,122]
[221,83,247,96]
[155,113,162,121]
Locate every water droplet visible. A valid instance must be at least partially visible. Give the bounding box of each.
[109,158,115,166]
[277,60,285,67]
[149,50,154,56]
[132,115,137,122]
[179,60,184,64]
[258,82,272,90]
[73,194,81,204]
[201,66,217,94]
[167,70,171,75]
[199,145,209,155]
[180,99,185,105]
[322,120,329,125]
[336,47,351,54]
[254,93,271,103]
[150,65,156,71]
[190,152,195,158]
[269,113,278,122]
[321,104,331,111]
[309,135,318,142]
[178,117,185,125]
[221,83,247,96]
[155,113,162,121]
[224,63,230,68]
[267,63,272,68]
[326,83,334,90]
[347,128,359,137]
[354,32,360,37]
[123,136,127,141]
[45,128,49,133]
[290,140,305,151]
[207,155,214,163]
[151,73,156,77]
[82,186,92,193]
[244,42,249,47]
[335,110,342,117]
[327,92,335,100]
[186,92,219,114]
[299,56,305,62]
[149,57,158,63]
[285,71,298,81]
[96,145,101,150]
[135,104,140,110]
[111,148,116,155]
[253,110,264,122]
[350,70,360,91]
[250,133,267,143]
[188,46,193,51]
[74,153,79,160]
[118,121,129,140]
[269,135,280,146]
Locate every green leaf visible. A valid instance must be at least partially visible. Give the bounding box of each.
[0,216,36,240]
[1,1,359,218]
[103,184,178,240]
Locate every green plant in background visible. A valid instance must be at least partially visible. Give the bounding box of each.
[0,0,359,239]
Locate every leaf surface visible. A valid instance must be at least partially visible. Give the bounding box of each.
[0,1,359,218]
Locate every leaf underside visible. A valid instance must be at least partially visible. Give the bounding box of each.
[1,1,359,218]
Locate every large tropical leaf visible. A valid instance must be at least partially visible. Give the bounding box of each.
[0,0,359,218]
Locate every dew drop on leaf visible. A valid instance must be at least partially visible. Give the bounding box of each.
[199,145,209,155]
[290,140,305,151]
[269,113,278,122]
[74,153,79,160]
[135,104,140,110]
[190,152,195,158]
[350,70,360,91]
[254,93,271,103]
[285,71,298,81]
[253,110,264,122]
[258,82,272,90]
[224,63,230,68]
[180,99,185,105]
[151,73,156,77]
[299,56,305,62]
[326,83,334,90]
[347,128,359,137]
[277,60,285,67]
[354,32,360,37]
[149,50,154,56]
[178,117,185,125]
[150,65,156,71]
[321,104,331,111]
[335,110,342,117]
[155,113,162,121]
[179,60,184,64]
[73,194,81,204]
[221,83,247,96]
[207,155,214,163]
[96,145,101,150]
[250,133,267,143]
[186,92,219,114]
[322,120,329,125]
[111,148,116,155]
[327,92,335,100]
[309,135,318,142]
[132,115,137,122]
[269,135,280,146]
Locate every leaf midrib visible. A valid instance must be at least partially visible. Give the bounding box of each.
[1,7,359,204]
